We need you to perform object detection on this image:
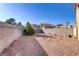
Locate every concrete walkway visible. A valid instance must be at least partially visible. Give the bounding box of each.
[0,36,48,56]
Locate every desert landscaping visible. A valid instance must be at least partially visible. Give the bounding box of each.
[35,30,79,56]
[0,21,78,56]
[0,3,79,56]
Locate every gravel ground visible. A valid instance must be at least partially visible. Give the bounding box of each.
[35,35,79,56]
[1,34,79,56]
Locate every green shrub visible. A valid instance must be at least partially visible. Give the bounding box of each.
[24,22,35,35]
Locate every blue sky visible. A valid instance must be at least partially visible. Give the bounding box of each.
[0,3,76,25]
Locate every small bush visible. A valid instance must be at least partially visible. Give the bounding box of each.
[68,35,72,38]
[24,22,35,35]
[55,34,57,36]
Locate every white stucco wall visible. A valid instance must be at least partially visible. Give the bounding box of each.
[42,28,73,37]
[0,26,22,54]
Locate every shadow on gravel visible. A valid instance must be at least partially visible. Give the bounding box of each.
[0,36,48,56]
[34,38,48,56]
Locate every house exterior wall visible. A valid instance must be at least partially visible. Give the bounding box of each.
[75,3,79,40]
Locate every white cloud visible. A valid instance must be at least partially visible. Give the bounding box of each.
[0,19,6,22]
